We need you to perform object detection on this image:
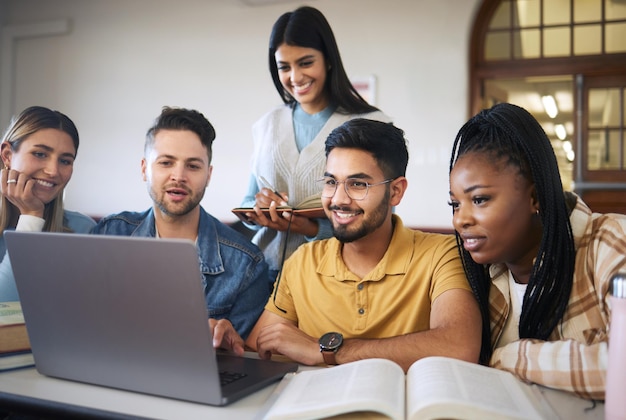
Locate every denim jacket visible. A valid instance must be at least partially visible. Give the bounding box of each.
[90,207,271,339]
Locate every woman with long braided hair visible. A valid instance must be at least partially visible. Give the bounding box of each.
[448,102,626,400]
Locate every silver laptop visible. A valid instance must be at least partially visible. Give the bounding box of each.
[5,231,297,406]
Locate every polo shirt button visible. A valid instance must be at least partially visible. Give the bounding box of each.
[358,308,365,314]
[357,284,364,290]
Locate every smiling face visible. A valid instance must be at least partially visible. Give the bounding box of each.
[141,129,212,219]
[275,43,329,114]
[323,148,400,243]
[1,128,76,204]
[449,152,542,274]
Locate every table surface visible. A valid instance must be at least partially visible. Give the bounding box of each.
[0,358,606,420]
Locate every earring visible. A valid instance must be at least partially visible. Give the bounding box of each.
[536,209,540,216]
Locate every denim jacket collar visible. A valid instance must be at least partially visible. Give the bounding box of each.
[133,208,224,275]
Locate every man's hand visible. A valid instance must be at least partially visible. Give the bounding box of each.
[255,322,322,365]
[209,318,244,356]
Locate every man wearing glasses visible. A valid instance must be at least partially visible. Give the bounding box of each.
[219,118,481,370]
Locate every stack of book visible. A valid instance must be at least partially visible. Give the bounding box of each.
[0,301,34,372]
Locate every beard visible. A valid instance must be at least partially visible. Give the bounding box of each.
[149,184,204,217]
[331,188,390,243]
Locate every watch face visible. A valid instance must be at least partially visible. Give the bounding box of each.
[320,332,343,350]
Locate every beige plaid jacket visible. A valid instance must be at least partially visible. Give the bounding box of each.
[488,194,626,400]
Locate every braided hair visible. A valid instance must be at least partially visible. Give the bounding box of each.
[449,103,576,365]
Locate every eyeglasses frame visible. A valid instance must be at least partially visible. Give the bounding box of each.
[317,177,395,201]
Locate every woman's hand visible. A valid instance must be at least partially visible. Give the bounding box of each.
[245,190,319,237]
[254,187,288,208]
[0,168,45,218]
[245,187,290,230]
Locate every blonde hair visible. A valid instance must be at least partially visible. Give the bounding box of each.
[0,106,80,234]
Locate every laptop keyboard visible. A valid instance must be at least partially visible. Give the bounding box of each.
[220,370,248,386]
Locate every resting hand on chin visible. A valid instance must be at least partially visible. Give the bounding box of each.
[0,168,45,218]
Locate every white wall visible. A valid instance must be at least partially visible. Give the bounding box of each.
[0,0,481,229]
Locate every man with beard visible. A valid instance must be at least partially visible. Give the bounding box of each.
[91,107,271,345]
[221,118,481,370]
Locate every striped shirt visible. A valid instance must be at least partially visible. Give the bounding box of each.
[488,194,626,400]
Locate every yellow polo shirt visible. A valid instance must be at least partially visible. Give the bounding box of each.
[265,215,470,339]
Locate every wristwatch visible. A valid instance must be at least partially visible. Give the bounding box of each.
[319,332,343,365]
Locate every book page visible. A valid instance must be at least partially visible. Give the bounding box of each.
[295,193,322,209]
[0,301,25,326]
[406,357,547,420]
[264,359,405,420]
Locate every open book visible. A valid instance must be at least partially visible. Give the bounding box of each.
[262,357,556,420]
[232,194,325,223]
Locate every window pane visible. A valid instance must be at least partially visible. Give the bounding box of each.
[606,0,626,20]
[603,88,622,127]
[588,88,611,129]
[588,88,624,170]
[514,29,540,58]
[544,27,570,56]
[514,0,540,27]
[490,1,511,29]
[574,0,602,23]
[544,0,570,25]
[601,130,623,169]
[587,129,604,170]
[574,25,602,55]
[586,130,623,170]
[486,32,511,60]
[606,23,626,53]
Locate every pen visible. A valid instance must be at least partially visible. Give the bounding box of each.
[258,176,287,201]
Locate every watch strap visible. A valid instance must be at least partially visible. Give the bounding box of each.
[321,349,338,365]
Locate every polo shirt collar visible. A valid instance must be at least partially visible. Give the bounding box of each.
[319,214,413,281]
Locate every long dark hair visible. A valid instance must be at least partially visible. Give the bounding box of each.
[268,6,378,114]
[449,103,575,364]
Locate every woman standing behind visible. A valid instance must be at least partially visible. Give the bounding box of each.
[0,106,95,300]
[448,102,626,400]
[241,6,391,280]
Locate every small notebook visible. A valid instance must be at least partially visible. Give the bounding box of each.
[232,193,326,223]
[5,231,298,406]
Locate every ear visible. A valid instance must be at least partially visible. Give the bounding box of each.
[389,176,408,207]
[0,143,12,168]
[530,184,540,215]
[140,158,148,182]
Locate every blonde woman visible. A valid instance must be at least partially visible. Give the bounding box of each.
[0,106,95,300]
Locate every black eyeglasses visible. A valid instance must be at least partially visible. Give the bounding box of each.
[316,177,394,200]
